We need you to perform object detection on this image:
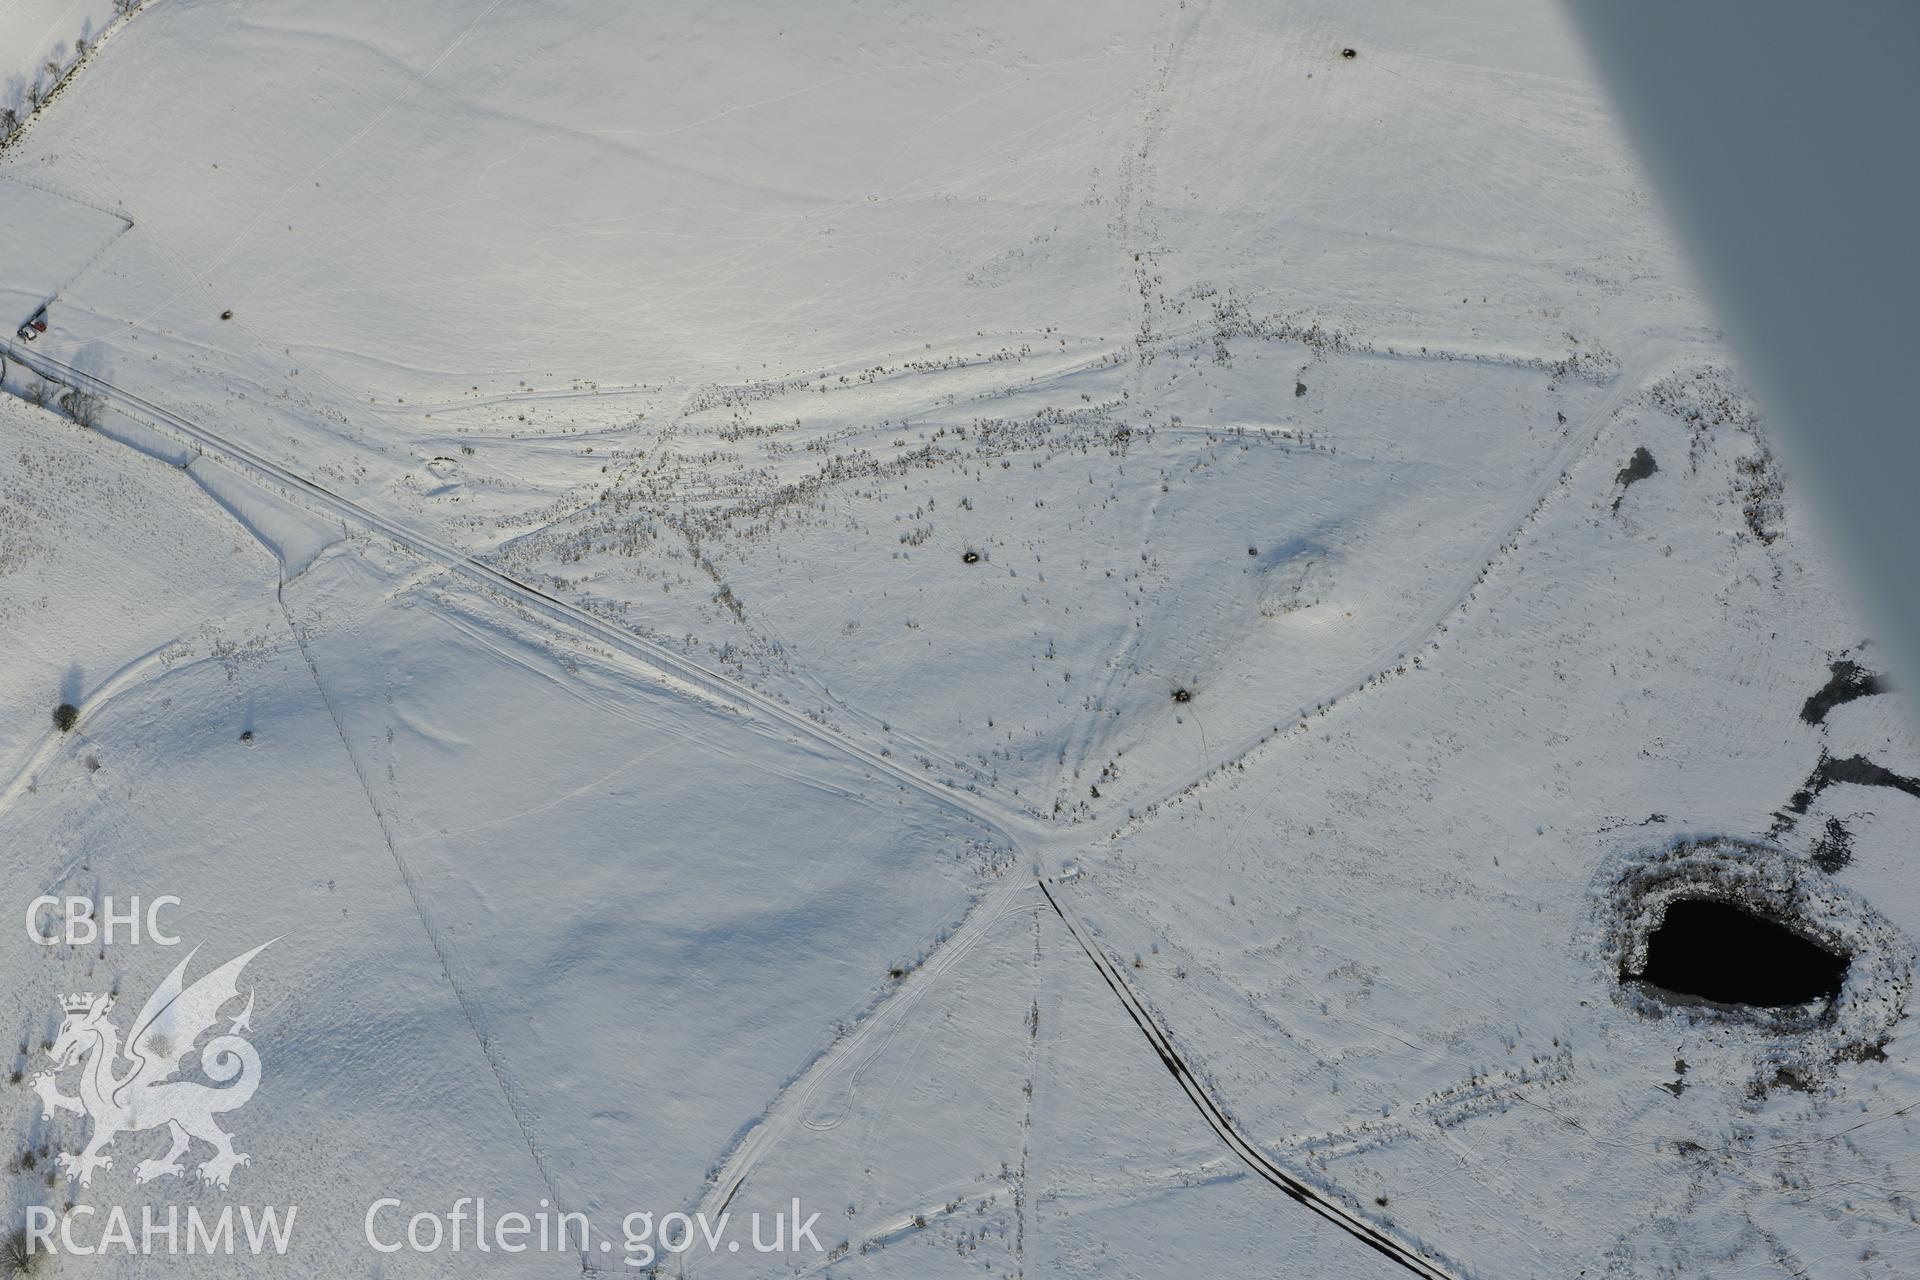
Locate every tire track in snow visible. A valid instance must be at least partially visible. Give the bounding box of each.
[1177,343,1669,896]
[6,333,1043,1259]
[696,877,1034,1222]
[0,329,1663,1278]
[275,586,588,1271]
[2,337,1031,849]
[1038,875,1466,1280]
[0,639,185,819]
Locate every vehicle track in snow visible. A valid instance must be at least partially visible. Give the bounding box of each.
[3,326,1675,1279]
[1133,342,1673,873]
[275,586,582,1260]
[4,334,1057,1262]
[2,337,1035,857]
[1038,875,1466,1280]
[695,877,1036,1224]
[0,638,184,819]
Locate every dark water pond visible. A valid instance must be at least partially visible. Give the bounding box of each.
[1634,898,1847,1007]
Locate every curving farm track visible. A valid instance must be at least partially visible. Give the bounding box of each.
[3,325,1647,1279]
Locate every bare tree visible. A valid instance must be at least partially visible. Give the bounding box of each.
[60,388,103,428]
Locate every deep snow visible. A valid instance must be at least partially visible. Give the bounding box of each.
[2,1,1916,1277]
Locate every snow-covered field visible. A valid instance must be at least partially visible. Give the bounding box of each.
[0,0,122,138]
[2,1,1915,1276]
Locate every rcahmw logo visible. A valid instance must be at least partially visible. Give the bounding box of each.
[24,1203,296,1259]
[30,932,276,1190]
[28,894,182,946]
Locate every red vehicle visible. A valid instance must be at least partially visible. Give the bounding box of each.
[17,306,48,341]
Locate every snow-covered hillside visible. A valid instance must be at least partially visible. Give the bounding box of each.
[0,0,125,142]
[2,1,1915,1277]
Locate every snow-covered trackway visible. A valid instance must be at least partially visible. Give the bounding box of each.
[1121,338,1673,831]
[0,335,1026,845]
[1,327,1677,1280]
[1038,877,1464,1280]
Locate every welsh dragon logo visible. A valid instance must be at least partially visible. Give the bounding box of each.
[32,941,273,1189]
